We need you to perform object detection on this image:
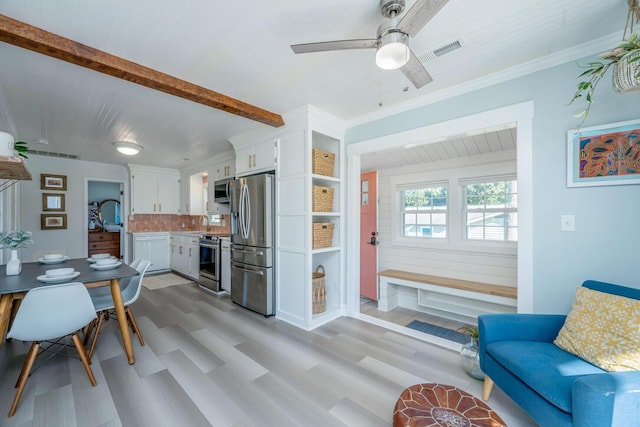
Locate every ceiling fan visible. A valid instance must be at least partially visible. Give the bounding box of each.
[290,0,449,89]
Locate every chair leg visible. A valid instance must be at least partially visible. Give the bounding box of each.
[9,342,39,417]
[84,318,97,346]
[483,376,495,401]
[126,307,145,346]
[88,312,105,360]
[71,334,97,387]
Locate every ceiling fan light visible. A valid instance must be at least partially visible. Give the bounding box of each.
[113,141,142,156]
[376,31,409,70]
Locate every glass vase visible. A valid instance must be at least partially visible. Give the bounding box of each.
[460,338,485,380]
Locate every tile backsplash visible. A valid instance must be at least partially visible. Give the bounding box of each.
[127,214,230,234]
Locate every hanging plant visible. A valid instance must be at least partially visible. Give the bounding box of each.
[569,1,640,128]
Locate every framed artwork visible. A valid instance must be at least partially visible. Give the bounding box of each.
[42,193,65,212]
[567,119,640,187]
[41,214,67,230]
[40,174,67,191]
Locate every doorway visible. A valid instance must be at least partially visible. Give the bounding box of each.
[345,101,534,339]
[360,170,378,300]
[87,180,124,258]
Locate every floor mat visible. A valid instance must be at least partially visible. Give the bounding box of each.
[406,320,469,344]
[142,273,195,290]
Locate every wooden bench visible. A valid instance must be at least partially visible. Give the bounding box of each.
[377,270,517,322]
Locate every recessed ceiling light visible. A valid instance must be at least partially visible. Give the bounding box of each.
[113,141,142,156]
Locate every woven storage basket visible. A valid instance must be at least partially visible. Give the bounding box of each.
[312,185,334,212]
[312,265,327,314]
[312,148,336,177]
[312,222,334,249]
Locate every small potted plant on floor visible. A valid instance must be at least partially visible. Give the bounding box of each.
[457,324,486,381]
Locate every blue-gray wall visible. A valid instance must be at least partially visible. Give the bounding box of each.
[346,56,639,314]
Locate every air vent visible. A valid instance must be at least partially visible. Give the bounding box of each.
[27,150,79,160]
[417,37,465,63]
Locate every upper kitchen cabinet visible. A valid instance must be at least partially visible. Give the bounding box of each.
[179,171,207,215]
[233,138,277,177]
[214,160,234,180]
[128,165,180,214]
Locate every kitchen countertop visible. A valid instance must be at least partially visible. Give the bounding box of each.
[128,231,230,237]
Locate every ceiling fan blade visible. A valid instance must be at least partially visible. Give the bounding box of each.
[291,39,377,54]
[398,0,450,37]
[401,50,433,88]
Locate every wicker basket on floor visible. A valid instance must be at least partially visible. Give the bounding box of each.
[312,185,334,212]
[312,149,336,177]
[312,265,327,314]
[312,222,334,249]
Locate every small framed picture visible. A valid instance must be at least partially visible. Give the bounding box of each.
[42,193,65,212]
[40,174,67,191]
[41,214,67,230]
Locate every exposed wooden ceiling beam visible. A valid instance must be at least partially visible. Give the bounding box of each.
[0,14,285,128]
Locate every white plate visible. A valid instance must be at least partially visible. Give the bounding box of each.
[87,256,117,263]
[89,261,122,270]
[37,271,81,283]
[38,255,70,264]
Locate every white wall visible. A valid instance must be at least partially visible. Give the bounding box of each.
[377,151,517,287]
[17,155,127,261]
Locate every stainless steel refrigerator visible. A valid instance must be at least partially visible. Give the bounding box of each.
[229,173,275,316]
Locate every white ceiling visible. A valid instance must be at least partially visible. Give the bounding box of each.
[0,0,628,169]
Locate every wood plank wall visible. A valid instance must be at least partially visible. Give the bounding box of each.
[375,150,517,288]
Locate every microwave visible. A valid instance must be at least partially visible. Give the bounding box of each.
[213,178,233,204]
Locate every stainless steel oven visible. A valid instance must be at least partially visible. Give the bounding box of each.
[198,235,221,292]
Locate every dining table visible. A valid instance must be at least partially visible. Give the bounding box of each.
[0,258,140,364]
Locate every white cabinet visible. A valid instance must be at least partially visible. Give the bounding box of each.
[234,138,277,176]
[132,233,170,272]
[275,106,344,330]
[170,233,200,279]
[214,160,234,180]
[129,165,180,214]
[221,237,230,292]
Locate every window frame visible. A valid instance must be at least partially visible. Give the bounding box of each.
[398,181,449,240]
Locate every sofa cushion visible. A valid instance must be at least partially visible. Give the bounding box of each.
[554,286,640,372]
[487,341,604,413]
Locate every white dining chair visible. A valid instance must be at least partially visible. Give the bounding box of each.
[87,260,151,359]
[7,282,97,417]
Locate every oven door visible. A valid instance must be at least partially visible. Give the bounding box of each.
[199,241,220,291]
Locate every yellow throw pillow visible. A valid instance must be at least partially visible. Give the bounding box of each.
[554,286,640,372]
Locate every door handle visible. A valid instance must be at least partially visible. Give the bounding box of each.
[234,265,264,275]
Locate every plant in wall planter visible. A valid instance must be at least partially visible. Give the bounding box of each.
[569,1,640,128]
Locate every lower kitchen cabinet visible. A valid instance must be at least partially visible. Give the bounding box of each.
[221,237,230,292]
[170,233,200,279]
[131,232,170,272]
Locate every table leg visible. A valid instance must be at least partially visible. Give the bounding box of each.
[110,278,135,364]
[0,294,12,348]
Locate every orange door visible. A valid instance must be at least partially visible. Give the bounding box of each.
[360,171,378,300]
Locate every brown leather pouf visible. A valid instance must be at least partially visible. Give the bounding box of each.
[393,383,506,427]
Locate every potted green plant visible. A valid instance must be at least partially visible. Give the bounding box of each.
[457,324,485,380]
[0,230,33,275]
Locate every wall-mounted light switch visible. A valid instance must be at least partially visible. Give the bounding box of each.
[561,215,575,232]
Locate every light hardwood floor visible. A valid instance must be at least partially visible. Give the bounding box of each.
[0,283,536,426]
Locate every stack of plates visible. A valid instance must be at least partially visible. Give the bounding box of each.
[89,257,122,270]
[87,253,116,263]
[38,253,70,264]
[37,267,80,283]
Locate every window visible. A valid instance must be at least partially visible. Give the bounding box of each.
[401,185,447,238]
[464,179,517,241]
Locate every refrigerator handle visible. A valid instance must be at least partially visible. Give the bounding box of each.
[244,183,251,240]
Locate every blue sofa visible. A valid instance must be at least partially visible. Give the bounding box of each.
[478,280,640,427]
